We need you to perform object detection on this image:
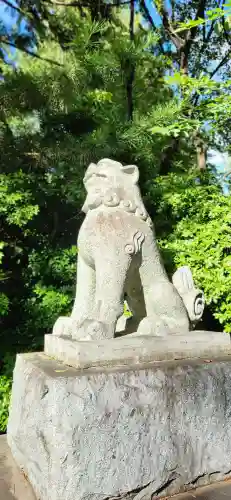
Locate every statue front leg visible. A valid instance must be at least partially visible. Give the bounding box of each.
[76,251,132,341]
[53,253,96,338]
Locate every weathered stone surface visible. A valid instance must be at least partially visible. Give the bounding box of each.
[0,434,36,500]
[45,330,231,369]
[7,352,231,500]
[52,158,205,341]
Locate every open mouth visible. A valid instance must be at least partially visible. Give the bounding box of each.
[84,172,107,182]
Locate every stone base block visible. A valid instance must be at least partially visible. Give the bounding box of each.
[44,330,231,369]
[7,352,231,500]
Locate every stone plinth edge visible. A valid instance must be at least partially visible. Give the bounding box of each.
[44,330,231,369]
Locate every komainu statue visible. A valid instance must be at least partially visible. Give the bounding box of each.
[53,159,204,340]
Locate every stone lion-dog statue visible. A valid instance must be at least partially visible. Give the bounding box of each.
[53,158,204,340]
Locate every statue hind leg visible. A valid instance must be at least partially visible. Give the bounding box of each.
[136,260,190,336]
[135,264,204,337]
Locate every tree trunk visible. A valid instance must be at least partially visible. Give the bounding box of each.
[159,139,180,175]
[152,0,207,170]
[195,136,207,170]
[126,0,135,121]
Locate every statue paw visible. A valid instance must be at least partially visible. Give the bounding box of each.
[52,316,74,337]
[72,319,114,341]
[136,316,170,337]
[53,317,115,341]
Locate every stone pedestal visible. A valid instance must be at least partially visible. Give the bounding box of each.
[45,330,230,369]
[7,338,231,500]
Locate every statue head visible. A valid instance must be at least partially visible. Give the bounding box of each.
[82,158,143,214]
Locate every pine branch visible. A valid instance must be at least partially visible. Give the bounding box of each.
[210,50,231,79]
[43,0,131,6]
[140,1,167,54]
[140,0,155,30]
[0,38,64,68]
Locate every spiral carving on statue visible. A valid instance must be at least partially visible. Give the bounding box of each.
[193,292,205,321]
[124,230,145,255]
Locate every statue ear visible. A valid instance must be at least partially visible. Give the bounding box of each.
[121,165,139,184]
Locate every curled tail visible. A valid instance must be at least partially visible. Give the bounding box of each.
[172,266,205,326]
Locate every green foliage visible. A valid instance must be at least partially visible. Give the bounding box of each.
[148,72,231,146]
[0,293,9,317]
[0,172,39,226]
[0,376,12,432]
[154,172,231,332]
[175,4,231,32]
[21,246,77,343]
[0,354,14,433]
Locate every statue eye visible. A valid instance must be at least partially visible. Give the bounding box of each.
[95,173,107,179]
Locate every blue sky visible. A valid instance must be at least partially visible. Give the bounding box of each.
[0,0,18,27]
[145,0,161,24]
[0,0,27,33]
[0,1,11,24]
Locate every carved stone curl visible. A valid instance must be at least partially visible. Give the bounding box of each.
[124,231,145,256]
[172,266,205,326]
[53,158,204,340]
